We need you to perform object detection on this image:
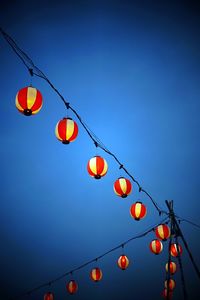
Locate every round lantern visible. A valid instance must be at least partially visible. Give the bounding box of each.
[87,156,108,179]
[162,288,173,299]
[44,292,54,300]
[117,255,129,270]
[66,279,78,294]
[170,243,183,257]
[55,117,78,144]
[113,177,132,198]
[149,239,163,255]
[90,267,103,282]
[155,224,171,241]
[15,86,42,116]
[165,262,177,275]
[165,279,176,290]
[130,201,147,221]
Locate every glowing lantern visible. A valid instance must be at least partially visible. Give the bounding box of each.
[90,267,103,282]
[170,243,183,257]
[155,224,171,241]
[149,239,163,255]
[55,117,78,144]
[15,86,42,116]
[66,280,78,294]
[44,292,54,300]
[117,255,129,270]
[130,201,147,221]
[165,262,177,275]
[113,177,132,198]
[162,289,173,299]
[165,279,176,290]
[87,156,108,179]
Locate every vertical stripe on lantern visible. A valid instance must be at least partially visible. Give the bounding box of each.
[100,159,108,176]
[135,202,142,219]
[66,118,75,141]
[27,87,37,109]
[119,178,127,194]
[16,87,28,110]
[57,119,66,141]
[31,89,42,113]
[89,157,97,176]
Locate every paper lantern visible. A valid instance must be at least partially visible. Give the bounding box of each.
[55,117,78,144]
[130,201,147,220]
[117,255,129,270]
[155,224,171,241]
[16,86,42,116]
[90,267,103,282]
[149,239,163,255]
[165,279,176,290]
[113,177,132,198]
[170,243,183,257]
[87,156,108,179]
[165,262,177,275]
[162,288,173,299]
[66,280,78,294]
[44,292,54,300]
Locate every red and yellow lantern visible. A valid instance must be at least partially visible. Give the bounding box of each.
[155,224,171,241]
[87,156,108,179]
[165,279,176,290]
[130,202,147,221]
[44,292,54,300]
[90,267,103,282]
[55,117,78,144]
[117,255,129,270]
[66,280,78,294]
[15,86,42,116]
[165,262,177,275]
[149,239,163,255]
[113,177,132,198]
[170,243,183,257]
[162,289,173,299]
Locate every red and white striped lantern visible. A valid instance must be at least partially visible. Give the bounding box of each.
[165,279,176,290]
[149,239,163,255]
[90,267,103,282]
[117,255,129,270]
[44,292,54,300]
[66,279,78,294]
[15,86,42,116]
[113,177,132,198]
[130,202,147,221]
[87,156,108,179]
[170,243,183,257]
[155,224,171,241]
[165,261,177,275]
[55,117,78,144]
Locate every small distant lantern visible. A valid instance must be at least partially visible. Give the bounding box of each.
[165,262,177,275]
[113,177,132,198]
[55,117,78,144]
[162,288,173,299]
[130,201,147,221]
[90,267,103,282]
[155,224,171,241]
[149,239,163,255]
[66,279,78,294]
[15,86,43,116]
[170,243,183,257]
[117,255,129,270]
[44,292,54,300]
[87,156,108,179]
[165,279,176,290]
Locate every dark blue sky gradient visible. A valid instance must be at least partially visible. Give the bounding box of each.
[0,1,200,299]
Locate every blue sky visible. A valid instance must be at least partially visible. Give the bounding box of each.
[0,1,200,299]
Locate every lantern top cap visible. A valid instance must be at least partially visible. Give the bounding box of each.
[135,201,142,204]
[62,117,72,120]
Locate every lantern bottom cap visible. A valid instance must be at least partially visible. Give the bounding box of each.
[94,175,101,179]
[62,140,70,144]
[23,109,32,116]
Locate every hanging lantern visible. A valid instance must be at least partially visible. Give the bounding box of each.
[162,288,173,299]
[164,279,176,290]
[117,255,129,270]
[149,239,163,255]
[44,292,54,300]
[165,262,177,275]
[87,156,108,179]
[90,267,103,282]
[55,117,78,144]
[155,224,171,241]
[113,177,132,198]
[170,243,183,257]
[130,201,147,221]
[66,279,78,294]
[15,86,42,116]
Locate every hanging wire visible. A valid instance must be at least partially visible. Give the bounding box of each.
[0,26,167,215]
[174,216,200,230]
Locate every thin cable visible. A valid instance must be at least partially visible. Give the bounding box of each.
[9,216,169,300]
[175,215,200,230]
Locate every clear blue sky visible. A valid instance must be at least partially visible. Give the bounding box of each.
[0,1,200,299]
